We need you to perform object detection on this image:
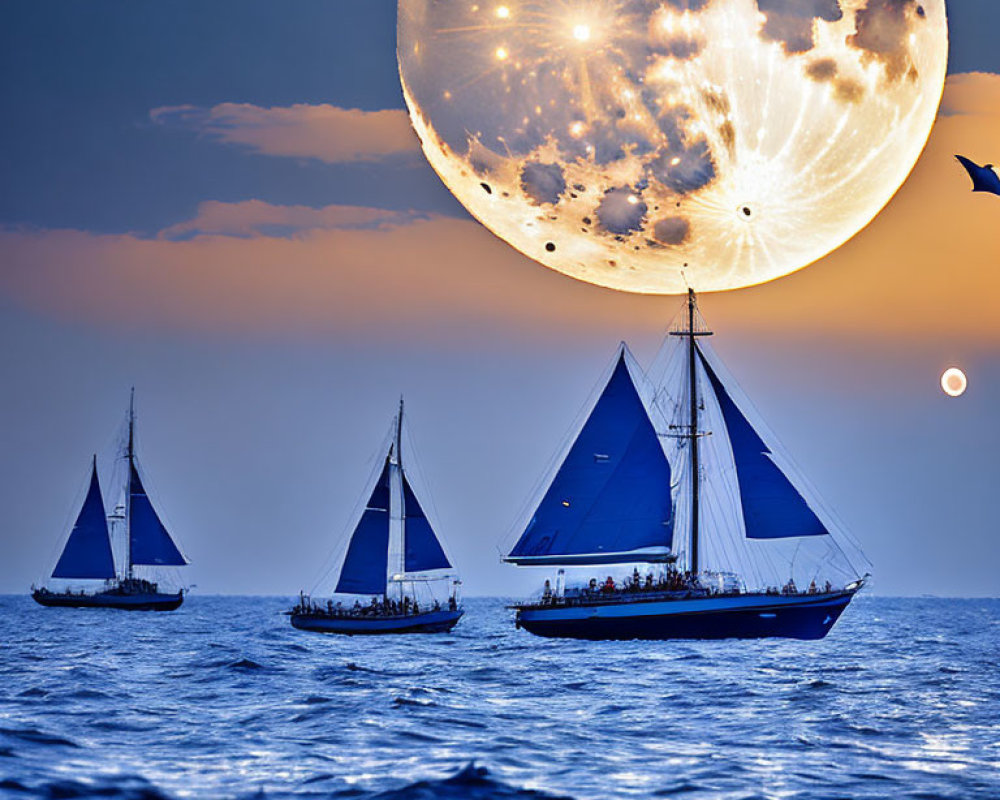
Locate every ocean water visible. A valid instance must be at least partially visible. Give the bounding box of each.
[0,596,997,800]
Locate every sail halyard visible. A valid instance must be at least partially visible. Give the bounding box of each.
[505,344,675,566]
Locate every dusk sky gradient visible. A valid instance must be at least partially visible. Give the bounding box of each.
[1,1,998,597]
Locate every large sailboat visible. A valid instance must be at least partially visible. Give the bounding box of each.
[32,392,188,611]
[506,292,868,640]
[290,399,463,634]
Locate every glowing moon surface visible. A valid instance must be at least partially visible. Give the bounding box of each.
[941,367,967,397]
[398,1,948,294]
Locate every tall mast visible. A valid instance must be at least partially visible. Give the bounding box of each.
[686,290,700,576]
[393,397,406,597]
[669,291,711,573]
[125,387,135,580]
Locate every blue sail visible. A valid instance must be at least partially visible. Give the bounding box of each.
[129,465,188,566]
[52,459,116,580]
[335,459,392,595]
[698,350,829,539]
[507,349,674,565]
[402,472,451,573]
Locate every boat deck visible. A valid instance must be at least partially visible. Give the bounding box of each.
[512,587,840,611]
[290,607,463,635]
[32,588,184,611]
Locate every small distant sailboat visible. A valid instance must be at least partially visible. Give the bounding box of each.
[32,391,188,611]
[506,292,868,640]
[290,399,463,635]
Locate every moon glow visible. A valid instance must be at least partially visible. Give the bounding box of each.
[398,1,948,294]
[941,367,967,397]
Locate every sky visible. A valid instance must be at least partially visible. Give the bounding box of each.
[1,1,998,597]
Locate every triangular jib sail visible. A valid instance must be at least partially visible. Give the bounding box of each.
[697,349,829,540]
[402,472,451,573]
[506,346,674,566]
[52,458,116,580]
[129,464,188,566]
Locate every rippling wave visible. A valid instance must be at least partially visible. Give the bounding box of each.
[1,596,998,799]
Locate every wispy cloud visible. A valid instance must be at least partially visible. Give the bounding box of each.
[150,103,420,163]
[2,74,997,346]
[158,200,426,240]
[938,71,1000,117]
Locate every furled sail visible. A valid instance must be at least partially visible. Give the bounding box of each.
[697,350,829,539]
[506,347,674,566]
[402,472,451,573]
[335,459,392,595]
[52,458,116,580]
[129,464,188,566]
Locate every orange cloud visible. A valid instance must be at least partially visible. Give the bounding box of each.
[150,103,419,163]
[158,200,424,239]
[938,71,1000,118]
[2,74,998,348]
[0,214,653,340]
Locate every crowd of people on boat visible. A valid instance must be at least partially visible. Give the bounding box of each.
[110,577,162,595]
[292,592,458,619]
[537,567,837,605]
[538,567,706,605]
[32,577,165,598]
[765,578,833,596]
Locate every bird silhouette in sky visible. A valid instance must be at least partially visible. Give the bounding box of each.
[955,155,1000,196]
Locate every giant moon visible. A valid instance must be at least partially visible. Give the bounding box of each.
[398,0,947,294]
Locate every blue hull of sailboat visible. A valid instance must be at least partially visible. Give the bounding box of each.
[290,608,463,635]
[32,589,183,611]
[514,591,855,640]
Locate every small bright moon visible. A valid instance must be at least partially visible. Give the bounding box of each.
[941,368,968,398]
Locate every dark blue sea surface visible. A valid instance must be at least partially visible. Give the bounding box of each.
[0,596,997,799]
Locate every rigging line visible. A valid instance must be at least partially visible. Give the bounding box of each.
[790,538,803,578]
[701,490,733,579]
[699,377,751,584]
[755,538,782,591]
[710,463,761,588]
[824,525,865,578]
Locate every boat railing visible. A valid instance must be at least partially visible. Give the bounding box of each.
[290,597,460,620]
[513,581,852,610]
